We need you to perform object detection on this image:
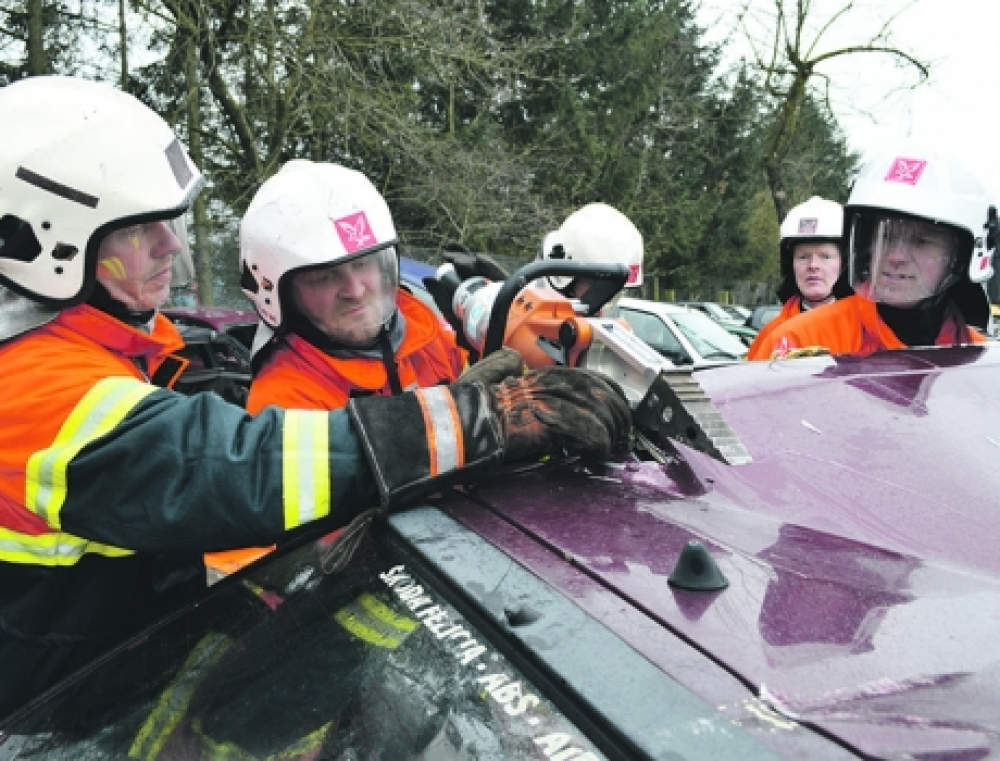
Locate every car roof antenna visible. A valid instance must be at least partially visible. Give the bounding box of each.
[668,540,729,592]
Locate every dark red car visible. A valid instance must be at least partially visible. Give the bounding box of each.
[3,272,999,759]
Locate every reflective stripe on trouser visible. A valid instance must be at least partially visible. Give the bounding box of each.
[281,410,331,530]
[334,592,419,649]
[130,632,332,761]
[130,633,234,761]
[0,524,133,565]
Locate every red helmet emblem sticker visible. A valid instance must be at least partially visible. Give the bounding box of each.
[627,264,641,285]
[334,211,376,253]
[798,218,818,234]
[885,158,927,186]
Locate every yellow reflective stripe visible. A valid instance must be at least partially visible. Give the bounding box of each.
[334,592,417,649]
[129,633,233,761]
[26,377,157,527]
[0,524,132,565]
[281,410,330,530]
[192,717,331,761]
[358,591,419,634]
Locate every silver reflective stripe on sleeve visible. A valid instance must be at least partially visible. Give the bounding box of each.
[413,387,464,475]
[281,410,331,529]
[0,525,133,565]
[26,377,158,528]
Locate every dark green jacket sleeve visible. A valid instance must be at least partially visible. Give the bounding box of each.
[59,389,378,554]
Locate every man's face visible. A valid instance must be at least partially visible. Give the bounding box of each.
[871,218,957,307]
[96,220,180,311]
[290,253,388,346]
[792,242,841,303]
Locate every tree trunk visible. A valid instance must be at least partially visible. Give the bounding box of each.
[26,0,48,75]
[118,0,128,89]
[186,38,213,306]
[764,156,790,223]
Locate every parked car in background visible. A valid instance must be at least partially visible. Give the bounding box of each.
[677,300,737,324]
[163,306,258,353]
[676,300,757,347]
[399,256,448,327]
[723,304,752,322]
[162,309,255,406]
[611,297,747,365]
[746,303,783,332]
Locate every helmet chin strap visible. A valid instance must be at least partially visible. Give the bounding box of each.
[86,281,155,328]
[801,295,835,311]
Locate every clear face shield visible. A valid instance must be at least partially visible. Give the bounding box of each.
[850,213,959,308]
[289,245,400,347]
[166,214,196,288]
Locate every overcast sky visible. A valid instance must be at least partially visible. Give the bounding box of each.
[698,0,1000,201]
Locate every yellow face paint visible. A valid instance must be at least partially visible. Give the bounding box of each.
[98,256,127,281]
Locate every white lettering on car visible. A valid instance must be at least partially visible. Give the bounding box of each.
[380,564,601,758]
[534,733,600,759]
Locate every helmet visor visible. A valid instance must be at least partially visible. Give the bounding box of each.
[167,214,195,288]
[850,212,958,307]
[288,245,400,347]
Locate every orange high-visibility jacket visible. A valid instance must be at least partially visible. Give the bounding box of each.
[247,290,465,413]
[745,297,804,361]
[0,303,381,717]
[753,294,985,359]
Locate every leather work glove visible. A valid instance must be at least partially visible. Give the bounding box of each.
[456,346,523,387]
[347,366,631,509]
[491,367,631,463]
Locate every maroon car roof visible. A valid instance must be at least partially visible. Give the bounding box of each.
[448,344,1000,759]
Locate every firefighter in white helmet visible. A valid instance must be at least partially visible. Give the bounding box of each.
[541,202,644,312]
[746,196,850,359]
[240,160,467,414]
[0,76,630,718]
[755,143,995,359]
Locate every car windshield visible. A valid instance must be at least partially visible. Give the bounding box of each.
[699,303,733,322]
[724,305,750,321]
[0,526,609,760]
[671,311,747,360]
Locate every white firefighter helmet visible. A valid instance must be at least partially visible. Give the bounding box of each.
[0,76,203,307]
[542,203,644,292]
[845,143,995,328]
[239,159,400,332]
[776,196,850,303]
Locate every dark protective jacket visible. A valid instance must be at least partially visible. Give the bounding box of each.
[0,304,379,719]
[246,291,465,414]
[752,294,986,359]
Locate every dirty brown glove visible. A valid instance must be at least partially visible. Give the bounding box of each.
[492,367,631,462]
[347,366,631,509]
[456,347,523,387]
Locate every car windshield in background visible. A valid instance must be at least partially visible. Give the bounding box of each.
[723,304,751,321]
[748,304,782,331]
[671,310,747,360]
